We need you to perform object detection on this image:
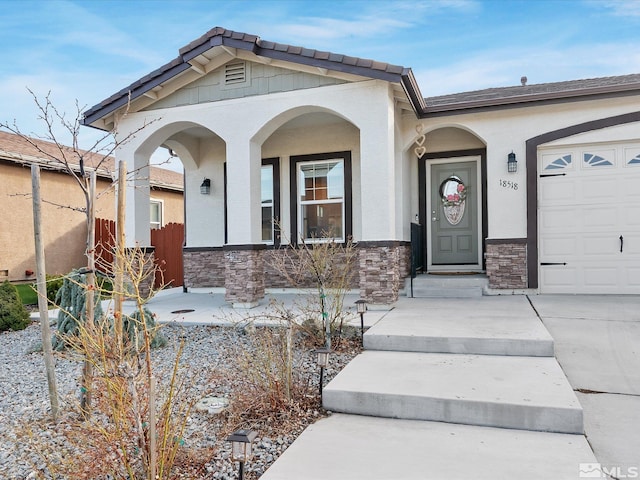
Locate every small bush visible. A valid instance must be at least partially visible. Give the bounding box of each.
[124,306,167,351]
[96,276,113,298]
[45,274,64,304]
[52,270,104,351]
[0,280,30,332]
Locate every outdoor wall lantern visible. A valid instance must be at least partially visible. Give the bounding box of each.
[200,178,211,195]
[226,429,258,480]
[314,347,332,398]
[355,299,368,346]
[508,151,517,173]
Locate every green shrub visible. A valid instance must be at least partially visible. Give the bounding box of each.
[0,281,30,332]
[125,307,167,351]
[96,276,113,298]
[52,270,104,351]
[45,274,64,304]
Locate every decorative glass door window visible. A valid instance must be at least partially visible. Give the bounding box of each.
[261,165,274,243]
[439,175,467,225]
[298,159,344,241]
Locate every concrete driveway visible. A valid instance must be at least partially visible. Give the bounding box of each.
[528,295,640,477]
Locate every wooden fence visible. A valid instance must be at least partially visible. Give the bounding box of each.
[150,222,184,289]
[95,218,184,289]
[95,218,116,275]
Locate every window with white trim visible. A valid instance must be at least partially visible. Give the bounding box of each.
[150,199,163,230]
[261,165,274,243]
[261,158,280,245]
[298,159,345,241]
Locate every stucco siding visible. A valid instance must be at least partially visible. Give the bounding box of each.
[118,80,395,247]
[404,95,640,242]
[1,162,183,282]
[0,163,114,281]
[150,187,184,226]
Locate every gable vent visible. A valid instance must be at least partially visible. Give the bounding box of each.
[225,62,246,85]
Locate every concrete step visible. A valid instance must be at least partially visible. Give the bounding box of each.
[322,351,583,434]
[409,285,484,297]
[405,273,488,298]
[365,296,554,356]
[261,414,596,480]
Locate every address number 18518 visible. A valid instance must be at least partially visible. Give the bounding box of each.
[499,179,518,190]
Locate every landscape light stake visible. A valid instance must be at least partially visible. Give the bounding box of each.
[355,299,367,346]
[226,429,257,480]
[314,347,332,399]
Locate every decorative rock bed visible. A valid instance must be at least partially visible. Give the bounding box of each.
[0,321,359,479]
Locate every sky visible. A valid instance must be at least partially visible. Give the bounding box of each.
[1,0,640,171]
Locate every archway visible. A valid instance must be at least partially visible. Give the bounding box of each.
[413,126,487,273]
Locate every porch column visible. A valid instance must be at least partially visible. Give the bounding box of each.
[120,155,152,248]
[120,155,154,297]
[223,139,265,307]
[357,91,401,304]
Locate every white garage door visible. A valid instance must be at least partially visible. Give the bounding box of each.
[538,143,640,294]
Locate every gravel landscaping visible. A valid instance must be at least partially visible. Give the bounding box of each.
[0,317,360,479]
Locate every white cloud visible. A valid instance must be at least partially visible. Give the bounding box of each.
[587,0,640,17]
[58,2,169,65]
[251,0,479,47]
[414,41,640,96]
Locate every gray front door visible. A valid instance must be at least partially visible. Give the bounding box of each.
[430,160,478,265]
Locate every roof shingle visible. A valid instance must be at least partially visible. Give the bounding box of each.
[425,73,640,111]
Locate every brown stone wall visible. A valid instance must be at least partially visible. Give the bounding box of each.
[183,249,225,288]
[182,244,410,305]
[485,240,527,289]
[263,249,298,289]
[263,247,360,289]
[224,248,265,304]
[359,245,402,304]
[398,244,411,280]
[122,249,155,299]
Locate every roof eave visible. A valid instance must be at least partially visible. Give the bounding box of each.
[82,61,192,127]
[400,70,426,113]
[150,182,184,192]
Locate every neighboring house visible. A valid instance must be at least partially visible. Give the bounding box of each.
[0,131,183,282]
[81,27,640,306]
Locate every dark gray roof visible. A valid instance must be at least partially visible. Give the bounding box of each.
[425,73,640,113]
[83,27,421,126]
[179,27,407,76]
[82,26,640,125]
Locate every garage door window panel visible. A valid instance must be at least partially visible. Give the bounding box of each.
[543,154,572,171]
[583,153,613,168]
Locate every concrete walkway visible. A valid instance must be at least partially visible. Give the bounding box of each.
[529,295,640,477]
[129,288,388,328]
[261,295,604,480]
